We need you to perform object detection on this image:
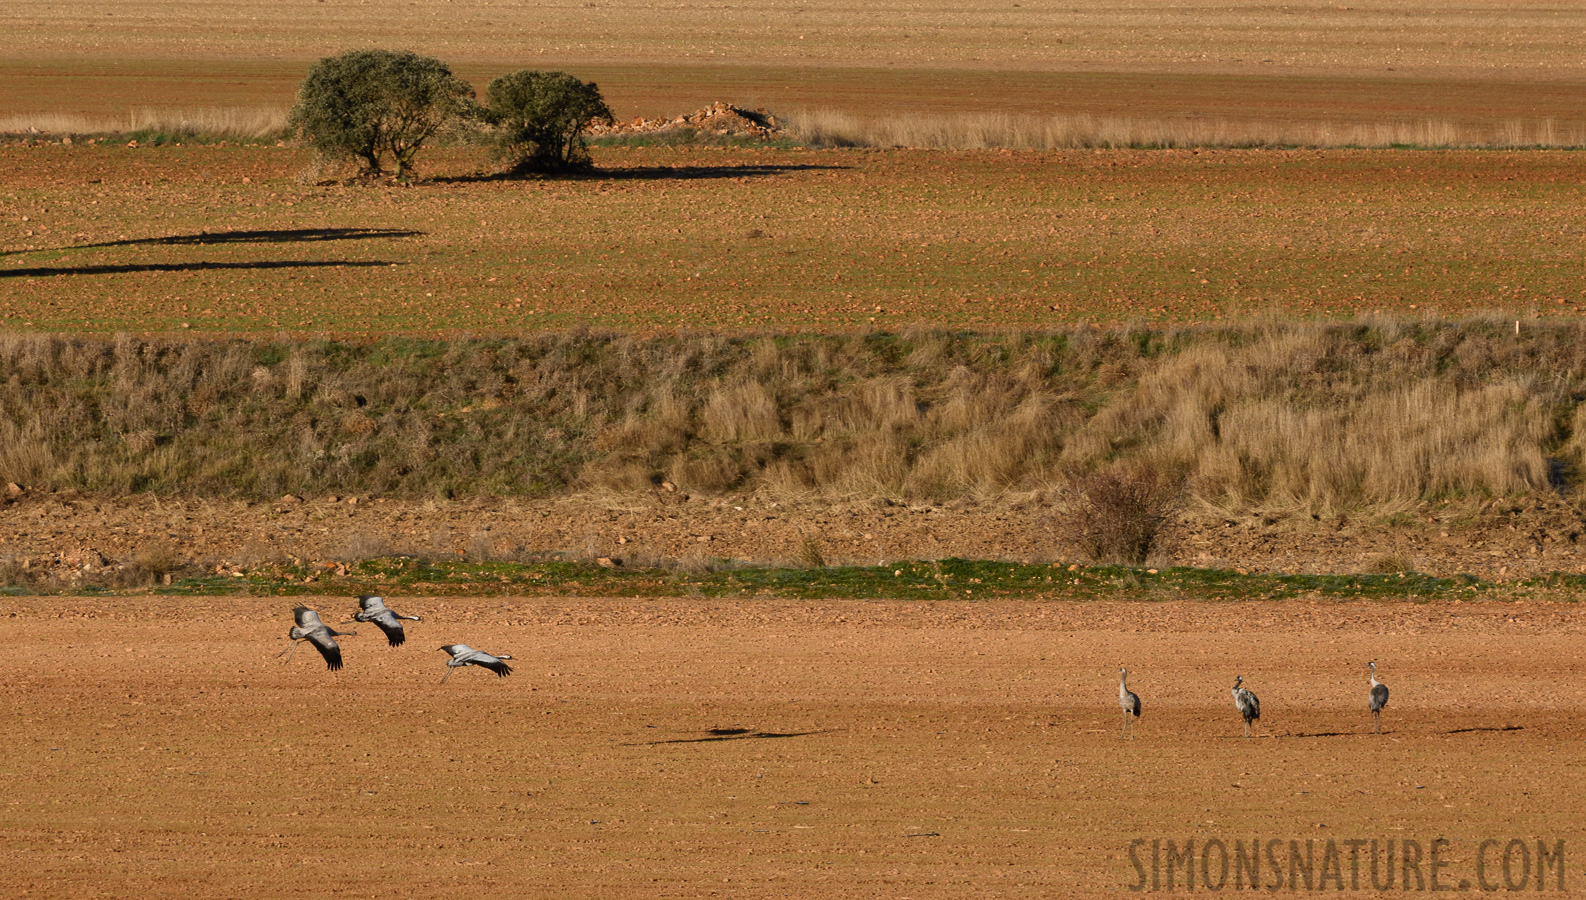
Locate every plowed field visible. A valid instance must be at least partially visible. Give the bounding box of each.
[5,145,1585,333]
[2,595,1582,898]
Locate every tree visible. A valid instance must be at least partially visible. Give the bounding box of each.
[288,49,475,179]
[485,70,614,173]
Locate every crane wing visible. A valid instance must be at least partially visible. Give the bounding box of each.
[476,656,512,677]
[357,595,387,614]
[307,630,344,671]
[293,606,324,629]
[371,611,406,647]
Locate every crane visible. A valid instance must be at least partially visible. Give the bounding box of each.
[438,644,513,683]
[349,595,422,647]
[1231,675,1260,738]
[1118,666,1141,740]
[1368,660,1390,733]
[281,606,356,671]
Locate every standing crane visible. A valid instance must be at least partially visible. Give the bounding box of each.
[1118,666,1141,740]
[1367,660,1390,733]
[1231,675,1260,738]
[281,606,356,671]
[349,595,422,647]
[438,644,514,683]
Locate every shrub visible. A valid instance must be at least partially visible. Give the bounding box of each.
[287,49,476,179]
[1058,462,1184,565]
[485,70,613,172]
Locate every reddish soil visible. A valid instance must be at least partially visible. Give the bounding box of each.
[1,594,1582,898]
[2,492,1582,581]
[5,146,1586,334]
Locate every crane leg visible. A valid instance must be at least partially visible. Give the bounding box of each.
[440,666,454,684]
[1374,710,1381,734]
[279,640,299,662]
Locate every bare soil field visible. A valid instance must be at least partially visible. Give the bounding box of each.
[2,594,1581,898]
[4,0,1584,131]
[5,145,1584,332]
[8,0,1586,78]
[5,492,1585,585]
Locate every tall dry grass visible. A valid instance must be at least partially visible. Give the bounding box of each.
[0,107,288,140]
[1,323,1584,517]
[786,109,1586,150]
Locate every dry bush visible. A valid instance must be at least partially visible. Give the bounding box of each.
[1057,463,1185,565]
[798,538,827,569]
[1366,554,1417,575]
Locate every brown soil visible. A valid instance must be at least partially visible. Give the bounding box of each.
[1,594,1581,898]
[1,492,1579,582]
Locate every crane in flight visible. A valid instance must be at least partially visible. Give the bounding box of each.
[349,595,422,647]
[438,644,514,683]
[281,606,356,671]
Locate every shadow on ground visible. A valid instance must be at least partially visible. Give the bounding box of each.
[626,727,833,746]
[435,163,846,184]
[3,227,423,258]
[1,259,401,278]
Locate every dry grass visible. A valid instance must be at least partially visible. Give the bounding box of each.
[0,107,287,140]
[787,109,1586,150]
[7,105,1582,151]
[1,323,1584,518]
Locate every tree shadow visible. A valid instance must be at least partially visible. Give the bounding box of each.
[433,163,847,184]
[625,726,833,746]
[2,228,424,258]
[1,260,402,279]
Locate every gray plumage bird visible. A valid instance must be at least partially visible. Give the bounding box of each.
[349,595,422,647]
[281,606,356,671]
[1118,666,1141,740]
[1368,660,1390,733]
[438,644,513,683]
[1231,675,1260,738]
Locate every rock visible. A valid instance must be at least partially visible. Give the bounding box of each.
[280,494,304,506]
[661,481,677,493]
[595,557,621,568]
[5,482,23,498]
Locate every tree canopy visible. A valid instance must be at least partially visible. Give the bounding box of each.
[288,50,476,179]
[486,70,614,173]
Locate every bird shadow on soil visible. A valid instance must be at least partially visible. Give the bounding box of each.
[624,727,835,746]
[433,163,847,184]
[1,259,402,278]
[1,228,424,258]
[1290,725,1524,738]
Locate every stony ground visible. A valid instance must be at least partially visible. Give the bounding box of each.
[3,491,1581,583]
[1,595,1581,898]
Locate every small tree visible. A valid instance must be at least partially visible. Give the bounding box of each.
[486,70,613,173]
[288,49,475,179]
